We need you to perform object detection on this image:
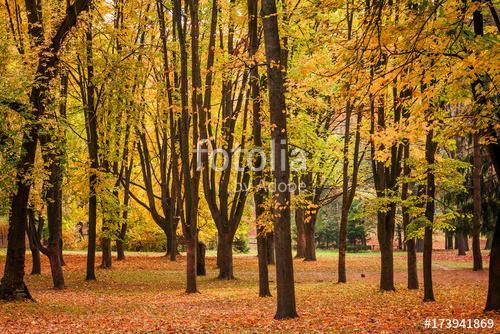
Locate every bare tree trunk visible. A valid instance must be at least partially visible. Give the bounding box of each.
[423,130,437,302]
[472,133,483,271]
[295,207,305,258]
[267,233,275,265]
[27,209,41,276]
[197,241,206,276]
[85,21,98,281]
[304,213,317,261]
[262,0,297,319]
[217,231,234,279]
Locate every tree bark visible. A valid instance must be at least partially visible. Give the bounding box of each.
[197,241,206,276]
[267,233,275,265]
[85,20,98,281]
[295,206,305,258]
[401,140,418,289]
[217,231,234,279]
[423,130,437,302]
[457,232,467,256]
[304,213,317,261]
[262,0,297,319]
[0,0,90,300]
[472,133,483,271]
[27,210,41,276]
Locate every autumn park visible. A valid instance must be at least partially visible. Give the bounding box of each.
[0,0,499,332]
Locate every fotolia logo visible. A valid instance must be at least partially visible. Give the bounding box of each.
[194,139,307,172]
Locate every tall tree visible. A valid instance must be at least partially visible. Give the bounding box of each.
[248,0,271,296]
[0,0,91,300]
[261,0,297,319]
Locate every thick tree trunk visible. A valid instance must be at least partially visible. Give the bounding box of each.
[406,238,419,289]
[101,231,112,269]
[262,0,297,319]
[457,232,467,256]
[197,241,206,276]
[217,232,235,279]
[185,237,198,293]
[472,133,483,271]
[378,211,395,291]
[484,124,500,310]
[485,212,500,310]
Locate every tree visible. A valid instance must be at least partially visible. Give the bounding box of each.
[248,0,271,296]
[0,0,91,300]
[261,0,297,319]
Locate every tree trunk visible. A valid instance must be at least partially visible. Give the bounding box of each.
[445,231,454,250]
[100,230,112,269]
[267,233,275,265]
[27,211,41,276]
[423,130,437,302]
[262,0,297,319]
[416,238,424,253]
[85,21,98,281]
[378,211,395,291]
[116,219,127,261]
[338,207,348,282]
[248,0,270,297]
[406,238,419,289]
[217,231,234,279]
[304,213,317,261]
[484,114,500,310]
[197,241,206,276]
[472,133,483,271]
[457,232,467,256]
[185,237,198,293]
[401,140,418,289]
[485,234,492,250]
[295,206,305,259]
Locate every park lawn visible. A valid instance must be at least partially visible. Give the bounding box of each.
[0,250,498,333]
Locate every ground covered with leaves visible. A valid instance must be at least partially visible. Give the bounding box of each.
[0,250,498,333]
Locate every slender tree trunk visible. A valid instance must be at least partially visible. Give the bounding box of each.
[85,21,98,281]
[402,140,418,289]
[423,130,437,302]
[295,207,305,258]
[262,0,297,319]
[303,213,317,261]
[445,231,454,249]
[27,210,41,275]
[472,133,483,271]
[248,0,271,297]
[267,233,275,265]
[338,208,348,282]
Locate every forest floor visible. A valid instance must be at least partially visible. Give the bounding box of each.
[0,250,498,333]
